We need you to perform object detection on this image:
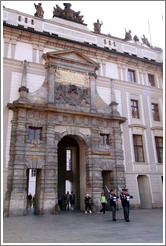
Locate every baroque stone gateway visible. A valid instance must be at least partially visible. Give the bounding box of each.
[3,3,163,217]
[4,49,126,216]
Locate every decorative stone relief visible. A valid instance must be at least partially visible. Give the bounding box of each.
[55,83,90,106]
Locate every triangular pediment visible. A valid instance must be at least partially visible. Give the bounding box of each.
[43,49,99,67]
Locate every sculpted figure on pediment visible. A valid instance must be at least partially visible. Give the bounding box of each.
[141,34,151,47]
[133,35,139,42]
[34,3,44,18]
[53,3,84,23]
[124,29,132,41]
[94,19,103,34]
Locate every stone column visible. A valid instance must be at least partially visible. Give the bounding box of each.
[8,109,28,216]
[42,124,57,214]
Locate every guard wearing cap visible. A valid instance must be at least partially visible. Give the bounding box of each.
[120,188,133,222]
[108,189,119,221]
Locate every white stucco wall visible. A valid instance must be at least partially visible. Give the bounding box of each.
[106,62,119,79]
[15,42,32,61]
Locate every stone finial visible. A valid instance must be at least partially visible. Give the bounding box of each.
[21,60,27,87]
[18,60,29,102]
[109,79,120,116]
[34,3,44,18]
[93,19,103,34]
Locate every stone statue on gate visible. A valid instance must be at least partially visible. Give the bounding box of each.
[53,3,84,24]
[93,19,103,34]
[133,35,139,42]
[141,34,151,47]
[124,29,132,41]
[34,3,44,18]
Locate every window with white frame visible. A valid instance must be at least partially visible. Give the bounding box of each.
[155,137,163,163]
[133,134,145,162]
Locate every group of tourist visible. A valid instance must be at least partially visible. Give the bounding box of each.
[58,188,133,222]
[58,191,76,211]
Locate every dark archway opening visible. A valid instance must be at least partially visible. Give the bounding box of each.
[58,135,80,210]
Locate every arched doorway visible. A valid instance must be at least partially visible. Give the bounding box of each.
[137,175,152,208]
[58,135,87,211]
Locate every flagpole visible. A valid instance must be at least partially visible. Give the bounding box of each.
[148,20,152,46]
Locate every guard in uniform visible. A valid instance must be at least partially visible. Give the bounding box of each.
[108,189,119,221]
[120,188,133,222]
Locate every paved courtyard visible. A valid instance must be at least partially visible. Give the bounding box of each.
[3,208,163,244]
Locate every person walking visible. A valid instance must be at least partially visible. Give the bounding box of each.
[108,189,119,221]
[70,191,75,210]
[100,192,107,214]
[84,194,92,213]
[64,191,70,211]
[28,193,32,208]
[120,188,133,222]
[58,194,63,210]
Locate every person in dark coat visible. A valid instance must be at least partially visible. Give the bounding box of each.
[69,191,75,210]
[84,194,92,213]
[108,189,119,221]
[120,188,133,222]
[58,194,63,210]
[28,193,32,208]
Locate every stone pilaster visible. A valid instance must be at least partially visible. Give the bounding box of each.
[117,64,122,80]
[41,124,57,214]
[122,66,126,81]
[11,39,17,59]
[8,109,27,216]
[111,121,126,191]
[4,37,10,58]
[102,61,106,76]
[32,44,38,63]
[39,46,44,63]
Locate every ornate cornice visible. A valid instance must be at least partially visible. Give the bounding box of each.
[3,23,163,67]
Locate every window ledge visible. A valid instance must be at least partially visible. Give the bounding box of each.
[134,162,147,165]
[27,140,44,144]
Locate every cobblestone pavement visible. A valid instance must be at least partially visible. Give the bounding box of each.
[3,208,163,244]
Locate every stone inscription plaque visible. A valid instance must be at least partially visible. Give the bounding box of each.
[57,68,89,87]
